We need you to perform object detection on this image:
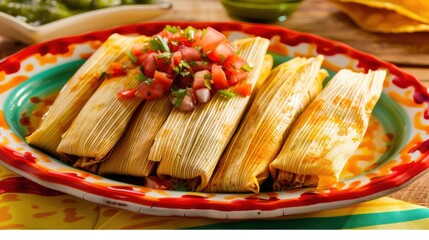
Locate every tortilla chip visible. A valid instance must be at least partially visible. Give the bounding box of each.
[331,0,429,33]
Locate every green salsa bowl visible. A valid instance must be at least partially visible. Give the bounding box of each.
[221,0,303,23]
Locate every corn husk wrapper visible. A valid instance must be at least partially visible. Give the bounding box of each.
[26,34,143,160]
[57,65,146,164]
[254,54,274,92]
[148,37,270,191]
[270,69,387,190]
[97,97,173,176]
[331,0,429,33]
[206,56,327,193]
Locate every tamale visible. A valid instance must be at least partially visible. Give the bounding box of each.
[254,54,274,92]
[57,66,147,164]
[269,69,387,190]
[26,34,144,160]
[148,37,270,192]
[97,97,173,176]
[205,55,327,193]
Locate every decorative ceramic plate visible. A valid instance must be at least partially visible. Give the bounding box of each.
[0,1,172,44]
[1,22,428,219]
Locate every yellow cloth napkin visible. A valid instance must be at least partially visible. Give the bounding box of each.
[1,164,428,229]
[330,0,429,32]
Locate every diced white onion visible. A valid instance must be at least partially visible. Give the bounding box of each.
[195,88,211,103]
[179,95,196,111]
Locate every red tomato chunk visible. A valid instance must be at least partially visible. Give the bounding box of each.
[114,25,254,111]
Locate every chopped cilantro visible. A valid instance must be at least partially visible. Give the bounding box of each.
[173,66,180,74]
[204,73,212,80]
[171,88,188,107]
[126,50,137,63]
[165,25,179,34]
[149,38,161,51]
[136,73,153,85]
[122,61,131,72]
[157,52,172,64]
[173,60,192,77]
[185,26,195,41]
[149,36,171,52]
[201,28,207,38]
[99,71,109,81]
[218,90,235,99]
[156,35,170,52]
[241,64,254,72]
[189,60,198,67]
[181,61,190,68]
[220,55,226,62]
[204,79,212,90]
[142,46,148,54]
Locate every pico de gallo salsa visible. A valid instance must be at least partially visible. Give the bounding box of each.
[106,25,254,111]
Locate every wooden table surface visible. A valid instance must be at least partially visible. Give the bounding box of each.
[1,0,428,207]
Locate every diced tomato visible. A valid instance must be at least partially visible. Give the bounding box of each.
[153,70,173,91]
[136,71,172,100]
[136,81,165,100]
[234,71,249,83]
[131,43,145,57]
[235,83,252,96]
[117,89,138,100]
[223,55,248,73]
[155,58,175,76]
[211,64,229,90]
[225,70,238,86]
[141,52,158,78]
[193,29,203,43]
[172,36,193,47]
[190,61,212,72]
[207,41,235,63]
[179,46,202,62]
[172,51,182,65]
[193,70,210,90]
[195,27,226,52]
[107,62,126,77]
[157,29,173,39]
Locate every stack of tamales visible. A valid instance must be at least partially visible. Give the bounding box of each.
[26,34,148,163]
[206,55,328,193]
[148,37,270,191]
[270,69,386,190]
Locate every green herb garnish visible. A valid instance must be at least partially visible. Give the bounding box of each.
[241,64,253,72]
[173,60,192,76]
[156,35,170,52]
[185,26,196,41]
[126,50,137,63]
[218,90,235,99]
[171,88,189,107]
[204,73,212,80]
[165,25,179,34]
[157,52,172,64]
[99,71,110,81]
[136,73,153,85]
[149,35,170,52]
[204,79,212,90]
